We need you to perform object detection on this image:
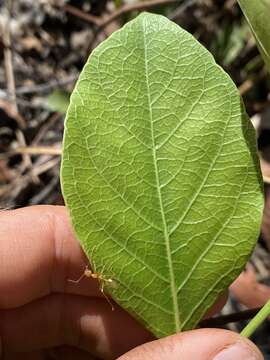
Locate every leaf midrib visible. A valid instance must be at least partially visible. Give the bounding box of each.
[142,19,180,332]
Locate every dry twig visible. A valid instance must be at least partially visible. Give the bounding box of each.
[0,158,60,199]
[32,113,63,145]
[2,1,26,128]
[100,0,180,28]
[63,0,180,29]
[15,74,78,95]
[63,4,102,26]
[29,176,60,205]
[3,1,17,112]
[12,146,62,156]
[15,130,40,184]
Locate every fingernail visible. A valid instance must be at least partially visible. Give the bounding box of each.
[213,341,261,360]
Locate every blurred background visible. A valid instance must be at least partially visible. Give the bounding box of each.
[0,0,270,357]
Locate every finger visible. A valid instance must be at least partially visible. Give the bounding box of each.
[231,273,270,309]
[47,346,99,360]
[3,348,98,360]
[3,351,45,360]
[117,328,263,360]
[245,263,256,274]
[0,206,104,309]
[0,294,153,359]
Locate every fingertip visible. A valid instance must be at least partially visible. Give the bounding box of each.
[117,328,263,360]
[212,337,263,360]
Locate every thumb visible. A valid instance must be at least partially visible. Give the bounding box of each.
[117,328,263,360]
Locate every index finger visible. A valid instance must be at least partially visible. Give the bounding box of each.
[0,205,101,309]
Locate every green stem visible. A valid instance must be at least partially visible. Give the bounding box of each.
[241,299,270,338]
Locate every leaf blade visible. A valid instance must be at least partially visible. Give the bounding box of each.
[61,13,263,337]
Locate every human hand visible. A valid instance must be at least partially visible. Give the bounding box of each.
[0,206,263,360]
[0,205,153,359]
[231,263,270,309]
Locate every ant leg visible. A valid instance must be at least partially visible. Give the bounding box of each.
[68,265,88,284]
[100,282,115,311]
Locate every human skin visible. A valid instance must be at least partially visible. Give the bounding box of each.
[230,263,270,309]
[0,206,263,359]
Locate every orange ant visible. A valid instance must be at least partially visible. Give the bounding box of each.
[68,265,115,311]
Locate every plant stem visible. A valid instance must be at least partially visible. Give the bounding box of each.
[241,299,270,338]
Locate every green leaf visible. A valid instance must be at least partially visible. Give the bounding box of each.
[237,0,270,72]
[61,13,263,337]
[47,89,70,114]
